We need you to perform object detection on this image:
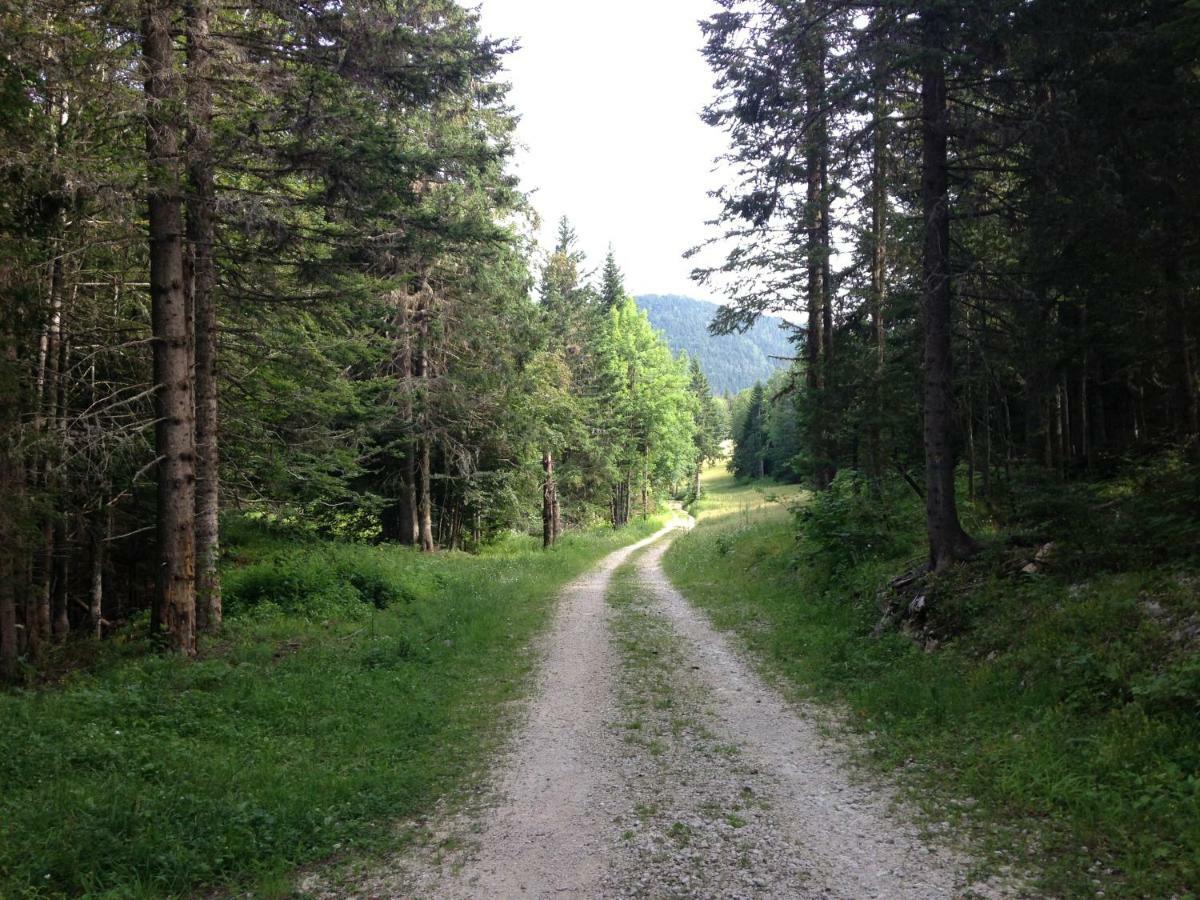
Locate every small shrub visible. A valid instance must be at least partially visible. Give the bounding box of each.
[796,471,914,577]
[223,548,417,619]
[223,554,357,617]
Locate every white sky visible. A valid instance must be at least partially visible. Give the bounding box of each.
[473,0,728,301]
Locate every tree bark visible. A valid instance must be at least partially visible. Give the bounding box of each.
[51,519,69,640]
[31,253,65,653]
[868,47,888,498]
[817,27,833,378]
[550,450,561,541]
[641,453,649,519]
[404,452,419,544]
[90,506,111,640]
[411,289,435,552]
[417,434,434,552]
[144,0,197,655]
[804,17,833,490]
[920,7,977,571]
[187,0,221,632]
[394,290,419,545]
[0,324,18,680]
[542,449,556,547]
[1166,245,1199,442]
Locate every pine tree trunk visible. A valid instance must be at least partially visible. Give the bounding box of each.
[983,379,993,497]
[0,552,15,680]
[966,385,976,503]
[1091,373,1108,453]
[33,537,51,658]
[396,293,418,545]
[52,519,68,640]
[31,255,64,653]
[549,448,560,541]
[1053,380,1066,474]
[804,21,832,490]
[417,434,434,552]
[144,0,197,655]
[404,453,419,544]
[412,292,435,553]
[1003,395,1013,482]
[90,507,110,640]
[817,28,833,378]
[0,329,17,680]
[542,449,555,548]
[1168,252,1199,441]
[641,454,649,519]
[868,57,888,498]
[920,7,977,572]
[187,0,221,632]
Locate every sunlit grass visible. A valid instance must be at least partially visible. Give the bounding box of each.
[690,463,805,524]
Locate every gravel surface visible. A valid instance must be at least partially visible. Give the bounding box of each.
[303,517,1016,899]
[610,527,1012,900]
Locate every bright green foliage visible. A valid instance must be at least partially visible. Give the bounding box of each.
[601,298,698,506]
[528,240,709,529]
[0,0,718,669]
[726,370,805,482]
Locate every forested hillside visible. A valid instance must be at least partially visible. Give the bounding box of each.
[636,293,793,394]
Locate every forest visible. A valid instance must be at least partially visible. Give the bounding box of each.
[702,0,1199,893]
[2,0,1199,895]
[0,2,723,671]
[704,0,1200,561]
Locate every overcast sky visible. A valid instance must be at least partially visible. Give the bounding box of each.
[474,0,728,302]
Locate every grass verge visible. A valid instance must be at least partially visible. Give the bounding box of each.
[663,464,1199,898]
[0,517,664,898]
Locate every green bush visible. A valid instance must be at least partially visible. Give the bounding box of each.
[223,547,417,619]
[795,470,915,577]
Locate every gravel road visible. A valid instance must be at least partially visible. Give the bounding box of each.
[304,518,1013,899]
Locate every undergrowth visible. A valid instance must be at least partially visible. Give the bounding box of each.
[0,516,664,898]
[664,458,1200,898]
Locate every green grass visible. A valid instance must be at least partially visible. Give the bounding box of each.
[663,462,1200,898]
[0,517,664,898]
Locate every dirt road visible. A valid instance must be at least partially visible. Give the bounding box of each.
[305,518,1008,898]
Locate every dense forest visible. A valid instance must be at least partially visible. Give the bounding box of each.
[702,4,1200,891]
[703,0,1199,568]
[3,0,1200,895]
[635,293,791,394]
[0,2,722,674]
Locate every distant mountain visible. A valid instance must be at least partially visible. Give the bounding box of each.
[635,294,795,395]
